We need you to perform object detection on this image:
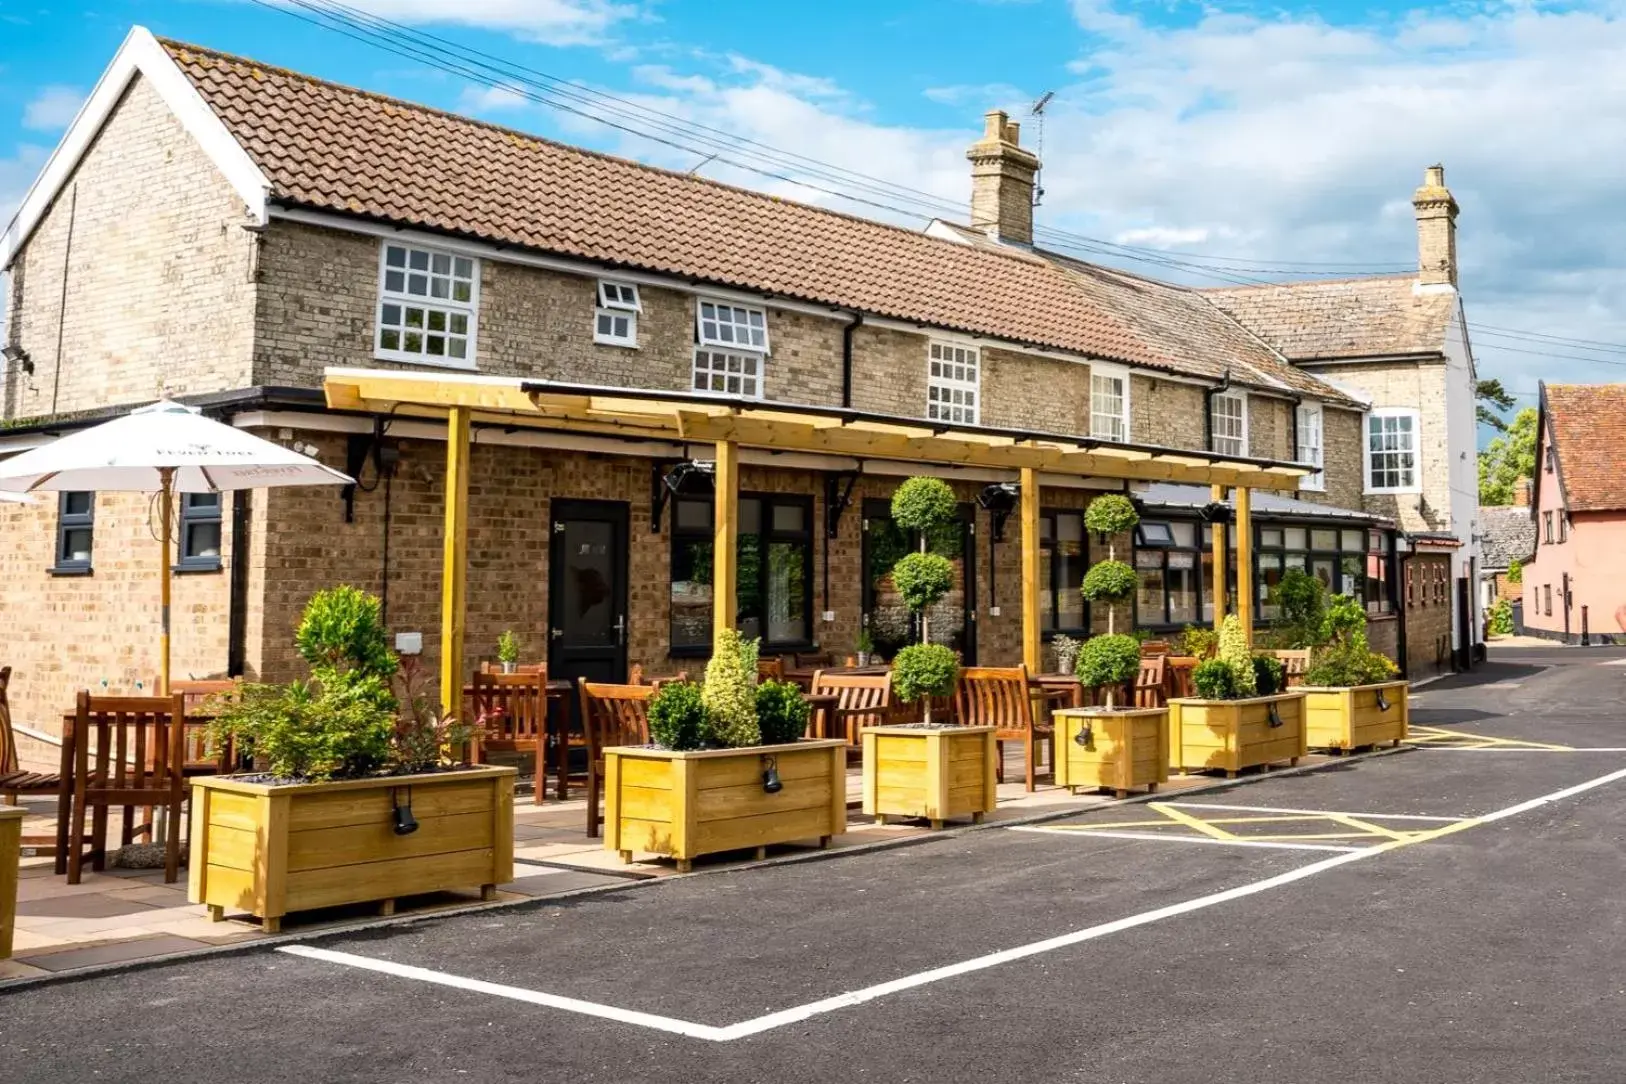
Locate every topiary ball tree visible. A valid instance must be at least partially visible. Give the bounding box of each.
[1084,494,1140,562]
[891,642,959,726]
[1081,559,1137,635]
[890,476,959,644]
[1075,633,1141,710]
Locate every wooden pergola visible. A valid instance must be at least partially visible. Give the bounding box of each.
[323,369,1310,712]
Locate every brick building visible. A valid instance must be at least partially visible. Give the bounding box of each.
[0,29,1481,757]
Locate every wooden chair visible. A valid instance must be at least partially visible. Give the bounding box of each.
[171,678,239,773]
[956,666,1049,792]
[66,692,188,884]
[757,657,787,683]
[807,671,892,753]
[1165,657,1199,699]
[469,670,549,806]
[0,668,77,874]
[1134,655,1168,708]
[792,651,835,670]
[579,681,654,838]
[1273,649,1312,688]
[1140,641,1173,657]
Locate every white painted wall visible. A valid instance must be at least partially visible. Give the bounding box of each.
[1442,297,1483,650]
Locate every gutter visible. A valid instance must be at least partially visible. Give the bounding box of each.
[0,386,327,442]
[840,311,863,409]
[1202,369,1232,453]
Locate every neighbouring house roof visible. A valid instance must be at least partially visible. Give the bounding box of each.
[151,38,1366,406]
[1540,383,1626,512]
[1479,505,1537,570]
[1134,482,1388,524]
[1203,275,1457,363]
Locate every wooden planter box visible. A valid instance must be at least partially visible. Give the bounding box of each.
[1303,681,1410,751]
[604,739,847,872]
[1,806,22,959]
[1168,693,1308,777]
[188,766,516,933]
[861,725,997,829]
[1052,708,1169,798]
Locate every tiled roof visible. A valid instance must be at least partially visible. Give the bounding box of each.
[1203,276,1456,362]
[1479,505,1536,568]
[162,40,1358,404]
[1544,383,1626,511]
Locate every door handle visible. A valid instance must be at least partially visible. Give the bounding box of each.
[613,615,626,646]
[550,627,564,641]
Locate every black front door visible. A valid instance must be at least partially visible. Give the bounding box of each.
[548,500,630,686]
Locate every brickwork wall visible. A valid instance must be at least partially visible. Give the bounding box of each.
[4,75,256,420]
[0,491,236,763]
[1130,376,1205,451]
[1403,552,1454,678]
[1311,359,1450,532]
[1248,396,1291,461]
[981,348,1089,433]
[1296,407,1366,511]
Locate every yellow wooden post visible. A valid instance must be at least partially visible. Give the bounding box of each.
[1210,483,1228,633]
[713,440,740,641]
[1019,466,1041,672]
[1235,485,1254,649]
[439,407,471,720]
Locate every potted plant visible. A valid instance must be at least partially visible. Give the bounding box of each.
[496,629,521,674]
[1080,494,1139,634]
[1168,614,1307,778]
[1052,634,1082,676]
[1300,594,1409,752]
[855,626,876,667]
[601,628,846,872]
[1054,633,1169,798]
[190,587,510,933]
[861,477,996,829]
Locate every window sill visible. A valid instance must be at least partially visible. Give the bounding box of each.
[372,349,478,372]
[173,560,223,575]
[593,337,640,350]
[1364,487,1423,497]
[49,566,93,577]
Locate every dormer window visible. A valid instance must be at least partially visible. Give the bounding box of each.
[693,298,769,399]
[595,280,640,347]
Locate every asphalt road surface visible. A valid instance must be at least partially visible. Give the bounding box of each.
[5,645,1626,1083]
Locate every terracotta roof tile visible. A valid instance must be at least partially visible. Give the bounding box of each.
[1203,276,1455,362]
[162,40,1354,404]
[1545,383,1626,511]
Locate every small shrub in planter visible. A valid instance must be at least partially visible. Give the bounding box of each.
[1217,614,1257,697]
[1084,493,1139,538]
[756,680,812,745]
[1271,569,1328,650]
[1075,634,1141,709]
[296,585,398,682]
[1191,658,1238,701]
[1180,624,1219,660]
[1251,654,1286,697]
[702,628,761,748]
[1052,634,1082,675]
[648,681,708,751]
[496,629,520,671]
[891,642,959,725]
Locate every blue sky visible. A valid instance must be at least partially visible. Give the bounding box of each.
[5,0,1626,437]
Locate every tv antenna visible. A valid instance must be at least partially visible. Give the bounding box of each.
[1030,90,1055,207]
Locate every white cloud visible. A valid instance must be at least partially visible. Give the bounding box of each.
[22,85,83,132]
[456,84,530,114]
[922,82,1027,107]
[284,0,638,47]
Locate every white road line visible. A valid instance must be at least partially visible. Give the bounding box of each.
[1167,802,1463,822]
[1416,747,1626,753]
[276,763,1626,1043]
[1006,826,1364,853]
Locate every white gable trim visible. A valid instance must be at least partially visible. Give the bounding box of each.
[0,25,271,270]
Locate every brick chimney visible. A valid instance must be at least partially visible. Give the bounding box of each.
[1412,164,1459,288]
[1513,477,1532,508]
[967,109,1040,245]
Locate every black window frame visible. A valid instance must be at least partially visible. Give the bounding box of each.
[1134,518,1203,629]
[52,491,95,575]
[1040,507,1090,639]
[176,492,225,572]
[668,491,815,657]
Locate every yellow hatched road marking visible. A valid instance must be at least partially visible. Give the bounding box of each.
[1408,725,1573,752]
[1147,802,1240,841]
[1047,800,1470,848]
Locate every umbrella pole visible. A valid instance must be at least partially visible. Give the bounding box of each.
[159,468,174,697]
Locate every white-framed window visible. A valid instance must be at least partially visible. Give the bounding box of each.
[697,299,768,352]
[1211,391,1247,456]
[594,280,640,347]
[1090,370,1128,442]
[692,349,762,399]
[1365,408,1421,493]
[926,341,979,425]
[375,242,477,367]
[1296,402,1325,491]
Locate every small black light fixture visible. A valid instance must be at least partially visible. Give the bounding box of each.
[1266,702,1285,729]
[1375,689,1392,713]
[1199,501,1232,525]
[760,754,783,794]
[1073,720,1095,749]
[977,482,1020,542]
[392,786,419,835]
[663,459,716,497]
[2,344,33,375]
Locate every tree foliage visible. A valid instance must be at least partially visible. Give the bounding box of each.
[1217,614,1257,697]
[702,629,761,748]
[295,585,398,681]
[648,680,708,751]
[1080,560,1137,604]
[1507,558,1523,585]
[1084,494,1140,537]
[890,643,959,704]
[890,476,958,533]
[1076,634,1141,708]
[1476,378,1517,432]
[892,552,956,613]
[1271,569,1328,649]
[755,680,811,745]
[1478,407,1538,505]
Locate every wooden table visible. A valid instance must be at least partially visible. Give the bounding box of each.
[785,664,890,691]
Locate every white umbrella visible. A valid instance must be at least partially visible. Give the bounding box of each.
[0,399,352,691]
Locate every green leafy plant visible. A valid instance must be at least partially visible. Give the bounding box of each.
[755,680,811,745]
[1272,569,1328,650]
[208,675,395,782]
[295,585,398,681]
[648,680,709,751]
[1217,614,1257,697]
[1180,625,1219,659]
[1081,560,1137,634]
[1084,494,1140,538]
[1507,558,1523,585]
[1051,634,1082,674]
[856,627,875,657]
[1251,654,1286,697]
[1488,598,1514,636]
[701,629,761,748]
[496,629,520,665]
[890,476,958,532]
[1321,594,1366,646]
[1191,658,1238,700]
[1075,634,1141,709]
[892,552,956,613]
[891,643,959,725]
[390,655,474,774]
[1304,642,1400,688]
